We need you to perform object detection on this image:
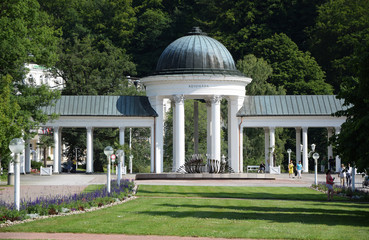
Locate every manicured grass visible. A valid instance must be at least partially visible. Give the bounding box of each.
[1,186,368,239]
[137,185,347,201]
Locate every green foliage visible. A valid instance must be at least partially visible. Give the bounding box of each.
[308,0,369,92]
[56,37,136,95]
[333,41,369,172]
[0,0,60,164]
[0,0,60,80]
[253,33,333,95]
[31,160,42,170]
[237,54,286,95]
[0,75,20,170]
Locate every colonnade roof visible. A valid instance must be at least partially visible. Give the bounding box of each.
[42,95,158,117]
[237,95,347,117]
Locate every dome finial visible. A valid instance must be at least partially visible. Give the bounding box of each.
[187,27,207,36]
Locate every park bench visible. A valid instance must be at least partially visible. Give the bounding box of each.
[40,166,52,176]
[247,165,260,173]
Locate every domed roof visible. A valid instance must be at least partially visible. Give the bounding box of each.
[155,27,243,76]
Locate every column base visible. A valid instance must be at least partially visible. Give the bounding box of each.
[7,173,14,185]
[85,172,94,174]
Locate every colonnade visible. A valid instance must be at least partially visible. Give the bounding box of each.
[261,126,341,172]
[32,124,153,174]
[171,94,223,171]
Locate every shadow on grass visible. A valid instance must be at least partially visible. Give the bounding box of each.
[136,202,369,227]
[138,189,334,201]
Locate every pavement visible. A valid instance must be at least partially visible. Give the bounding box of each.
[0,172,366,240]
[0,172,366,204]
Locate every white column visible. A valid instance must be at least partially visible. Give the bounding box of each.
[302,127,308,172]
[239,127,244,173]
[264,128,270,171]
[211,95,221,161]
[150,125,154,173]
[119,127,125,175]
[25,139,31,173]
[53,127,60,173]
[269,127,275,168]
[228,96,244,173]
[295,127,301,165]
[149,96,164,173]
[335,127,341,172]
[206,100,212,157]
[58,129,62,173]
[327,127,333,166]
[172,103,177,171]
[173,94,185,170]
[86,127,94,173]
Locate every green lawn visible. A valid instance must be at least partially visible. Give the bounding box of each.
[1,186,368,239]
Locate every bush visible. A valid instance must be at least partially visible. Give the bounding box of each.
[31,161,42,170]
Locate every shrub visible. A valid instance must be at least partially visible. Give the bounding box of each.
[31,161,42,170]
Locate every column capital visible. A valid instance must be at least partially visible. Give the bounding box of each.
[211,95,222,104]
[119,127,125,131]
[295,127,301,131]
[335,126,341,134]
[173,94,184,104]
[302,127,308,131]
[86,126,93,131]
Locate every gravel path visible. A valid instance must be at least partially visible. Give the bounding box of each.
[0,185,87,204]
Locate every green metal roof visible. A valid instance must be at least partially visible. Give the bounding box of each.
[237,95,347,116]
[43,96,158,117]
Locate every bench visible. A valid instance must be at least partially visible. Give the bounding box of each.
[247,165,260,173]
[40,166,52,176]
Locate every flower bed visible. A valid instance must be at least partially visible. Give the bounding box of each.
[311,182,369,201]
[0,179,135,223]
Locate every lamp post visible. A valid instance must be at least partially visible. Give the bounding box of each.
[9,138,25,211]
[287,149,292,163]
[104,146,114,193]
[129,155,133,174]
[75,148,78,172]
[116,150,124,186]
[313,152,320,185]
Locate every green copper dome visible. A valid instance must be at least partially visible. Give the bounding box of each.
[155,27,243,76]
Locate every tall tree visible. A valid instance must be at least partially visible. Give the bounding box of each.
[0,0,61,161]
[333,40,369,172]
[55,37,136,96]
[237,54,285,96]
[0,75,20,171]
[308,0,369,92]
[253,33,333,95]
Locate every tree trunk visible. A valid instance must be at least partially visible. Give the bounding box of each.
[43,147,47,167]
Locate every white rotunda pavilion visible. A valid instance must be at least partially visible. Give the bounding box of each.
[140,27,252,173]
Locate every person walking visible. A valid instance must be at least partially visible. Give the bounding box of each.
[296,161,303,179]
[346,163,352,187]
[338,164,346,187]
[288,160,294,178]
[326,169,335,201]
